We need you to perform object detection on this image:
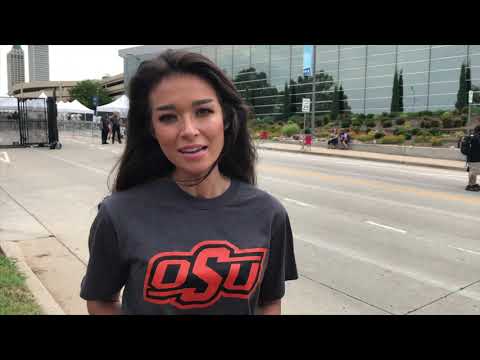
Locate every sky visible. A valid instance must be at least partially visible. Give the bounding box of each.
[0,45,139,96]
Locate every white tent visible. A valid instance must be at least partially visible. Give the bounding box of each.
[96,95,129,117]
[0,96,19,111]
[57,100,94,114]
[38,92,48,98]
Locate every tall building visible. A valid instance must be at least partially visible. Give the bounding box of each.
[120,45,480,116]
[7,45,25,94]
[28,45,50,82]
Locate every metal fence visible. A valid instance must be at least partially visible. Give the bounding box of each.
[58,120,126,140]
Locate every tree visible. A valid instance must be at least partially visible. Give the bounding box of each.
[456,62,467,112]
[466,61,472,93]
[398,69,404,112]
[390,68,399,113]
[330,85,339,120]
[69,80,112,110]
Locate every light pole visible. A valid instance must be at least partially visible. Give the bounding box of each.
[410,86,416,113]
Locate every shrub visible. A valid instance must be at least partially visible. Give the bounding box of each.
[411,127,421,135]
[419,110,433,116]
[431,137,444,147]
[430,119,441,128]
[421,120,431,128]
[405,133,412,140]
[380,135,405,144]
[395,118,405,126]
[366,119,376,128]
[357,114,366,120]
[453,119,463,128]
[382,112,389,117]
[388,112,397,118]
[263,116,274,125]
[441,111,452,121]
[404,120,413,129]
[316,130,331,139]
[393,127,407,136]
[281,123,301,137]
[382,120,393,128]
[352,119,362,127]
[429,127,441,136]
[366,113,375,119]
[355,134,375,142]
[442,118,454,128]
[414,135,432,144]
[341,119,352,128]
[374,131,385,139]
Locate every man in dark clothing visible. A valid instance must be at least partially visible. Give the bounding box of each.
[111,112,122,144]
[465,125,480,191]
[100,116,109,144]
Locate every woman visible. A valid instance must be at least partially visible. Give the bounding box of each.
[80,49,298,315]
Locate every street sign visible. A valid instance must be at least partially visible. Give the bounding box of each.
[303,67,311,77]
[302,98,311,113]
[469,90,473,104]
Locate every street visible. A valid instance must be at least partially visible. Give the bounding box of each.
[1,134,479,314]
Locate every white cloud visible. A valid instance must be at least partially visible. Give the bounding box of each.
[0,45,138,96]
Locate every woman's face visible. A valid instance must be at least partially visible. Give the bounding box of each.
[149,73,225,180]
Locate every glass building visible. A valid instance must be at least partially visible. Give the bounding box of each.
[119,45,480,119]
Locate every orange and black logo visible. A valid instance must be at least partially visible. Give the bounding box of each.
[143,240,267,309]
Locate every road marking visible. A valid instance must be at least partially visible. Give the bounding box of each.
[365,221,407,234]
[0,151,11,163]
[447,245,480,256]
[293,232,480,302]
[283,197,316,208]
[38,152,109,176]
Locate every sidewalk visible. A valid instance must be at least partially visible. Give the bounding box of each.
[256,141,466,172]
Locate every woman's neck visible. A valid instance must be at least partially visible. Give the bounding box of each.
[173,167,231,199]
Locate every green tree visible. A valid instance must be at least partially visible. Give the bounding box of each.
[456,62,467,111]
[331,85,339,120]
[398,70,404,112]
[69,80,112,109]
[390,68,399,113]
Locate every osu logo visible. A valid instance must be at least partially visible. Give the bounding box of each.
[143,240,267,309]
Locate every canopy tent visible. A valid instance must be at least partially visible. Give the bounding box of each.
[38,92,48,98]
[57,100,94,114]
[0,96,19,111]
[96,95,129,117]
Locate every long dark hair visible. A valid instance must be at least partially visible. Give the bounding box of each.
[110,49,257,192]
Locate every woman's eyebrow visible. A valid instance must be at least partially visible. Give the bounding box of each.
[192,99,214,106]
[155,99,213,111]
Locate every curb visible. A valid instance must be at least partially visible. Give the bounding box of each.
[0,240,65,315]
[257,146,465,172]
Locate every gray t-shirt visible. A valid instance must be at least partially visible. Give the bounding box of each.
[80,178,298,314]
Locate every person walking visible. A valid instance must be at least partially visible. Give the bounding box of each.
[80,49,298,315]
[111,112,122,144]
[100,115,109,144]
[465,125,480,191]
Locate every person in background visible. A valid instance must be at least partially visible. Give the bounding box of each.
[101,115,109,144]
[111,112,122,144]
[465,125,480,191]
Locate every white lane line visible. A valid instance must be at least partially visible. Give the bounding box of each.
[283,197,317,208]
[447,245,480,256]
[38,152,109,176]
[365,221,407,234]
[0,151,11,163]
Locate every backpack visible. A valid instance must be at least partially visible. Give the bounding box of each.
[460,135,473,156]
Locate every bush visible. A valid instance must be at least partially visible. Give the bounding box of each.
[442,118,454,128]
[388,112,397,118]
[382,112,389,117]
[263,116,274,125]
[431,137,444,147]
[411,127,421,135]
[395,118,405,126]
[341,119,352,128]
[366,119,376,128]
[366,113,375,119]
[430,119,441,128]
[419,110,433,116]
[405,133,412,140]
[399,113,409,119]
[382,120,393,128]
[429,127,441,136]
[355,134,375,142]
[351,119,362,127]
[421,120,432,128]
[441,111,452,121]
[374,131,385,139]
[357,114,366,120]
[281,123,301,137]
[316,130,331,139]
[380,135,405,144]
[404,120,413,129]
[453,119,464,128]
[414,135,432,144]
[393,127,407,136]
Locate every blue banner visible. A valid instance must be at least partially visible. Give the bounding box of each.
[303,45,313,77]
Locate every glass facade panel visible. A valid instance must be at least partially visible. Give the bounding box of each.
[124,44,479,116]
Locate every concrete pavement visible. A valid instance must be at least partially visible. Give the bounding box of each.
[0,140,473,314]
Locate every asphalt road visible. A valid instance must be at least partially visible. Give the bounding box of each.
[1,133,479,314]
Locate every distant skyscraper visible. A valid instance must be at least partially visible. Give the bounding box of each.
[7,45,25,94]
[28,45,50,82]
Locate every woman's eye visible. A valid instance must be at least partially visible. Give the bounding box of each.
[159,114,177,123]
[196,108,213,116]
